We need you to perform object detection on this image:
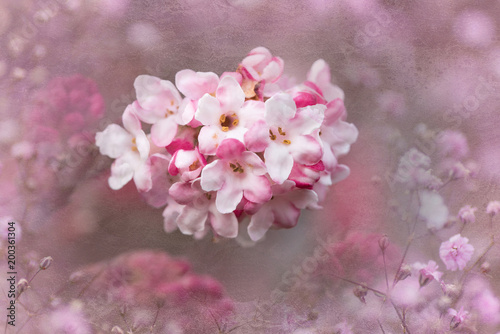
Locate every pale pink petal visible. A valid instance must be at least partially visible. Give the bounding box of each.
[244,120,270,152]
[289,135,323,165]
[133,160,152,192]
[216,138,245,159]
[287,188,319,209]
[243,175,272,204]
[264,93,296,126]
[175,69,219,100]
[177,206,208,235]
[134,75,181,115]
[290,104,325,135]
[264,143,294,184]
[209,206,238,238]
[95,124,132,159]
[238,100,266,128]
[151,118,177,147]
[330,164,351,184]
[108,157,134,190]
[241,151,267,175]
[248,207,274,241]
[197,126,223,156]
[272,200,301,228]
[162,199,183,233]
[261,57,284,82]
[135,130,150,161]
[216,183,243,214]
[200,160,226,192]
[195,94,221,126]
[122,104,142,135]
[169,182,201,205]
[216,76,245,113]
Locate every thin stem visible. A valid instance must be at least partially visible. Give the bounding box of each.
[382,250,389,291]
[390,300,411,334]
[331,274,387,297]
[393,233,414,286]
[377,319,386,334]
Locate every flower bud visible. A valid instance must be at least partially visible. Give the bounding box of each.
[39,256,53,270]
[353,284,368,304]
[480,261,491,275]
[378,235,389,252]
[395,263,412,282]
[486,201,500,217]
[17,278,29,295]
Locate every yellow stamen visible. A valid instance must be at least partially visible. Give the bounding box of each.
[221,126,229,132]
[278,127,286,136]
[269,130,276,140]
[283,139,291,145]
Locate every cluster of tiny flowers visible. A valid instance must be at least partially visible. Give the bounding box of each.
[96,47,358,241]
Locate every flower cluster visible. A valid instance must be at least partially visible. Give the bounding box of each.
[96,47,358,241]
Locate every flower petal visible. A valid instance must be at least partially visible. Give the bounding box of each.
[195,94,221,126]
[209,206,238,238]
[216,76,245,113]
[248,207,274,241]
[177,206,208,235]
[243,175,272,204]
[175,69,219,100]
[95,124,132,159]
[265,93,296,126]
[264,143,294,184]
[151,118,178,147]
[200,160,225,192]
[108,157,134,190]
[216,183,243,214]
[216,138,245,160]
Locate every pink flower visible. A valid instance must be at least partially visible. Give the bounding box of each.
[200,138,272,214]
[413,260,443,287]
[239,46,284,83]
[165,180,239,238]
[168,148,206,182]
[306,59,345,102]
[245,92,325,184]
[246,181,318,241]
[448,306,469,329]
[486,201,500,216]
[195,76,264,155]
[457,205,477,224]
[133,75,182,147]
[175,69,219,125]
[437,130,469,159]
[95,105,151,191]
[439,234,474,271]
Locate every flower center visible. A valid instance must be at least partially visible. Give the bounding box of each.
[229,162,244,173]
[220,113,239,132]
[131,138,138,152]
[269,127,291,144]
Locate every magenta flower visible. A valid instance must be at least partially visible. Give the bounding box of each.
[168,148,206,182]
[457,205,477,224]
[413,260,443,287]
[448,306,469,329]
[95,105,151,191]
[245,92,325,184]
[133,75,182,147]
[200,138,272,214]
[439,234,474,271]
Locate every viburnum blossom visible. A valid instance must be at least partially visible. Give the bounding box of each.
[439,234,474,271]
[95,105,151,191]
[95,47,358,241]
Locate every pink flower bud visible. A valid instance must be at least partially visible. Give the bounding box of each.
[378,235,389,251]
[395,263,412,282]
[17,278,29,295]
[353,284,368,304]
[39,256,53,270]
[486,201,500,217]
